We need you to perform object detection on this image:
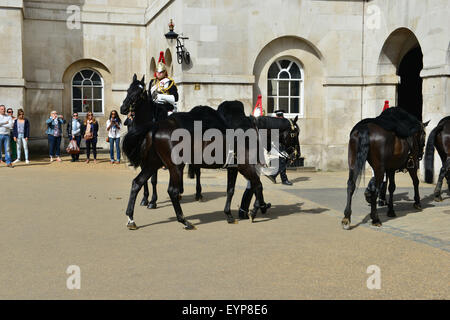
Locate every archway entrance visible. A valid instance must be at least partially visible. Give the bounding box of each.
[397,46,423,121]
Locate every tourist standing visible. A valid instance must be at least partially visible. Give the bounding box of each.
[67,112,82,162]
[6,108,17,162]
[0,105,14,167]
[106,110,121,164]
[46,111,66,162]
[83,111,99,164]
[12,109,30,164]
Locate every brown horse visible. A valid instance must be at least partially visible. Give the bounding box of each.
[342,116,428,230]
[424,116,450,201]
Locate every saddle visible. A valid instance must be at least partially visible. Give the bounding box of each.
[354,107,422,169]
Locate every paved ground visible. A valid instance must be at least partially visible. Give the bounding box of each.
[0,155,449,299]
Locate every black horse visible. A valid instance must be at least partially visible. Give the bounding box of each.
[342,108,429,229]
[120,75,274,230]
[424,116,450,201]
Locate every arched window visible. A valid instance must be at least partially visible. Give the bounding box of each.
[72,69,104,115]
[267,59,304,116]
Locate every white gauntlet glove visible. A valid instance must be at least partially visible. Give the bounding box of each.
[155,94,176,106]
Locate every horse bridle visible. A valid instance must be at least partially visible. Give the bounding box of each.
[127,84,147,113]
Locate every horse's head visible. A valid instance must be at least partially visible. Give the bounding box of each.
[280,115,301,163]
[120,74,147,115]
[417,120,430,160]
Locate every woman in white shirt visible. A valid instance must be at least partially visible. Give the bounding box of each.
[106,110,122,164]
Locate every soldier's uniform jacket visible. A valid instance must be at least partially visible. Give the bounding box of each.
[149,77,179,119]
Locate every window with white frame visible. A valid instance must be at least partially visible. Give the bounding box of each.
[267,59,304,116]
[72,69,104,115]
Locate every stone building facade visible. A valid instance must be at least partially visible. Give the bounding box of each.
[1,0,448,177]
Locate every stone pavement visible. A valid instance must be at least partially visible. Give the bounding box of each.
[0,156,448,299]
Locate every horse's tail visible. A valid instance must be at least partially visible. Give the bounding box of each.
[350,123,370,188]
[123,123,157,168]
[187,164,195,179]
[424,126,439,183]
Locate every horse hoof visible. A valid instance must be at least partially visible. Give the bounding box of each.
[147,202,157,209]
[184,222,196,230]
[413,203,422,210]
[434,196,443,202]
[196,195,204,202]
[261,203,271,214]
[227,219,238,224]
[140,200,149,206]
[248,210,257,223]
[378,200,387,206]
[341,218,351,230]
[372,221,382,227]
[387,211,396,217]
[127,222,138,230]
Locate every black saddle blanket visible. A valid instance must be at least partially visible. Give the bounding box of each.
[352,107,422,138]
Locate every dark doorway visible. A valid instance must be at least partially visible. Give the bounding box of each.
[397,46,423,121]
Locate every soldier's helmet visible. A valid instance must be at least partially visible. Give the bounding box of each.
[156,62,167,73]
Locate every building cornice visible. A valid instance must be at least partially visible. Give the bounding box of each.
[0,0,23,9]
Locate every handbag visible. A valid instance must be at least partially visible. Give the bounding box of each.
[66,139,80,155]
[106,136,109,143]
[84,132,93,140]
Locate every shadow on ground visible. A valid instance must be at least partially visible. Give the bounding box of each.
[137,201,330,230]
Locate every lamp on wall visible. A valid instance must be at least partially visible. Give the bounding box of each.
[164,19,190,65]
[164,19,179,40]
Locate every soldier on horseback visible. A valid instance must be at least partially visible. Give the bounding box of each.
[149,61,178,120]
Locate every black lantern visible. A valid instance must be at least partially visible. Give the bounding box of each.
[164,19,190,65]
[164,19,179,40]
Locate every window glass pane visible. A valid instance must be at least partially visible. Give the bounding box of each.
[83,87,93,100]
[93,100,102,113]
[279,60,291,70]
[268,97,274,114]
[73,100,82,113]
[279,71,290,79]
[290,81,300,96]
[73,73,83,85]
[81,70,93,79]
[279,98,288,110]
[291,98,299,114]
[279,80,289,96]
[92,73,102,85]
[82,101,92,113]
[268,63,279,79]
[268,80,277,96]
[73,87,81,99]
[93,87,102,100]
[290,63,301,79]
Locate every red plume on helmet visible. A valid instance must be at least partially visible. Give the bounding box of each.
[154,51,167,77]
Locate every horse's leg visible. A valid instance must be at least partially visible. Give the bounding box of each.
[167,165,195,230]
[342,169,357,230]
[378,174,388,206]
[223,168,238,224]
[140,180,149,206]
[386,170,396,217]
[238,180,254,220]
[126,168,154,230]
[147,171,158,209]
[195,167,203,201]
[434,158,450,201]
[370,168,384,227]
[408,168,422,210]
